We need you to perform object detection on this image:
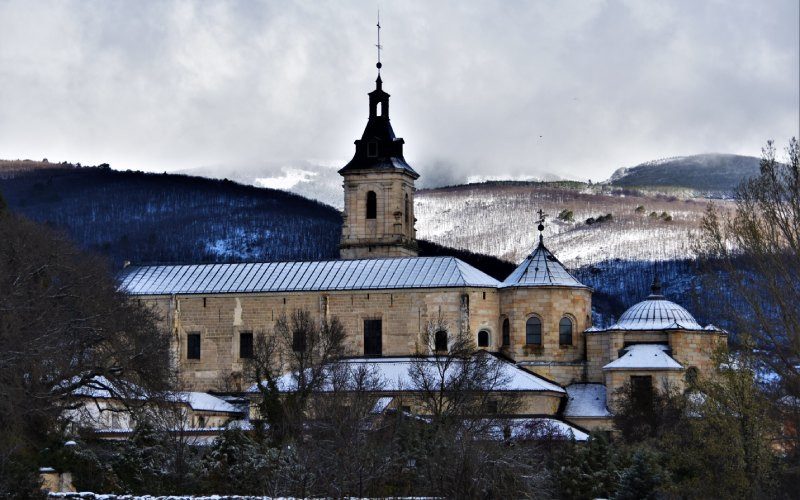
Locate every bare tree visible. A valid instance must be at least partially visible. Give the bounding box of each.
[245,309,345,444]
[0,212,172,494]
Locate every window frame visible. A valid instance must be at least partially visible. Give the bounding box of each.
[239,331,253,359]
[477,329,490,348]
[434,330,448,352]
[364,319,382,356]
[187,332,201,360]
[525,316,542,346]
[559,316,574,346]
[366,191,377,219]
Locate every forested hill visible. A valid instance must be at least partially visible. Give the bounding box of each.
[0,160,517,281]
[609,153,760,193]
[0,160,342,266]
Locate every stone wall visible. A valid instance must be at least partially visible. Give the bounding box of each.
[499,286,592,385]
[140,286,501,391]
[340,170,417,259]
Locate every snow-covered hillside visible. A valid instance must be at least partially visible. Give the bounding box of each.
[415,182,730,267]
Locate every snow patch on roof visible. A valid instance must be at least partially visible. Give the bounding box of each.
[486,418,589,441]
[174,392,241,413]
[249,355,565,394]
[119,256,500,295]
[603,344,683,371]
[564,383,613,418]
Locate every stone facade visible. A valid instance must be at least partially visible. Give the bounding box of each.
[339,169,417,259]
[500,286,592,386]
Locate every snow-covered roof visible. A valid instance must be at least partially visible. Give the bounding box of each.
[607,295,703,331]
[249,355,565,394]
[370,396,394,414]
[173,392,241,414]
[500,239,588,289]
[119,257,500,295]
[603,344,683,371]
[485,418,589,441]
[68,375,148,400]
[564,383,613,418]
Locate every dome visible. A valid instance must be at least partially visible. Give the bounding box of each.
[611,280,703,331]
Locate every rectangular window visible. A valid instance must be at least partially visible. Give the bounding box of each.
[631,375,653,409]
[240,332,253,359]
[187,333,201,359]
[364,319,382,356]
[486,400,499,414]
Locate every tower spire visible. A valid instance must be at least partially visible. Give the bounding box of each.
[375,10,383,73]
[536,208,548,245]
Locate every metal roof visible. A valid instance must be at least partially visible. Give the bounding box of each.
[609,295,703,331]
[119,257,500,295]
[500,239,588,289]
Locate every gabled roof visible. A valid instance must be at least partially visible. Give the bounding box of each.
[119,256,500,295]
[249,355,565,394]
[603,344,683,371]
[500,239,587,289]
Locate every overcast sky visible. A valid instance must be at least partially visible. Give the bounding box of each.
[1,0,798,188]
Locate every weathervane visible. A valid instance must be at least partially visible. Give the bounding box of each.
[376,10,383,71]
[536,208,548,244]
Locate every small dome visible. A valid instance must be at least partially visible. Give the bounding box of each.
[613,295,702,331]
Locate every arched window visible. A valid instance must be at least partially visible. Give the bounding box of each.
[526,317,542,345]
[559,317,573,346]
[434,330,448,352]
[404,193,410,224]
[502,319,510,346]
[478,330,489,348]
[366,191,377,219]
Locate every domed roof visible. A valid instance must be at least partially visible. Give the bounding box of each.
[610,277,703,331]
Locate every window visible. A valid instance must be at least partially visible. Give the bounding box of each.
[366,191,377,219]
[525,317,542,345]
[292,330,306,352]
[434,330,448,352]
[364,319,382,356]
[502,319,510,346]
[240,332,253,359]
[404,193,410,224]
[631,375,653,409]
[485,400,499,414]
[559,317,573,346]
[367,141,378,157]
[187,333,201,359]
[478,330,489,348]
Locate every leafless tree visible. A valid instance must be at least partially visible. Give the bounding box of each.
[696,137,800,476]
[245,309,345,444]
[0,211,172,494]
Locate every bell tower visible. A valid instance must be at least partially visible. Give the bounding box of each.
[338,23,419,259]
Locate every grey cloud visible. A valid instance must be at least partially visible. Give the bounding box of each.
[0,0,797,187]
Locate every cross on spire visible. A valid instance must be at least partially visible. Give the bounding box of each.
[536,208,548,244]
[375,10,383,72]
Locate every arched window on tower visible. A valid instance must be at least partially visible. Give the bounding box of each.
[559,317,573,346]
[526,317,542,345]
[366,191,377,219]
[434,330,448,352]
[478,330,489,348]
[502,319,510,347]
